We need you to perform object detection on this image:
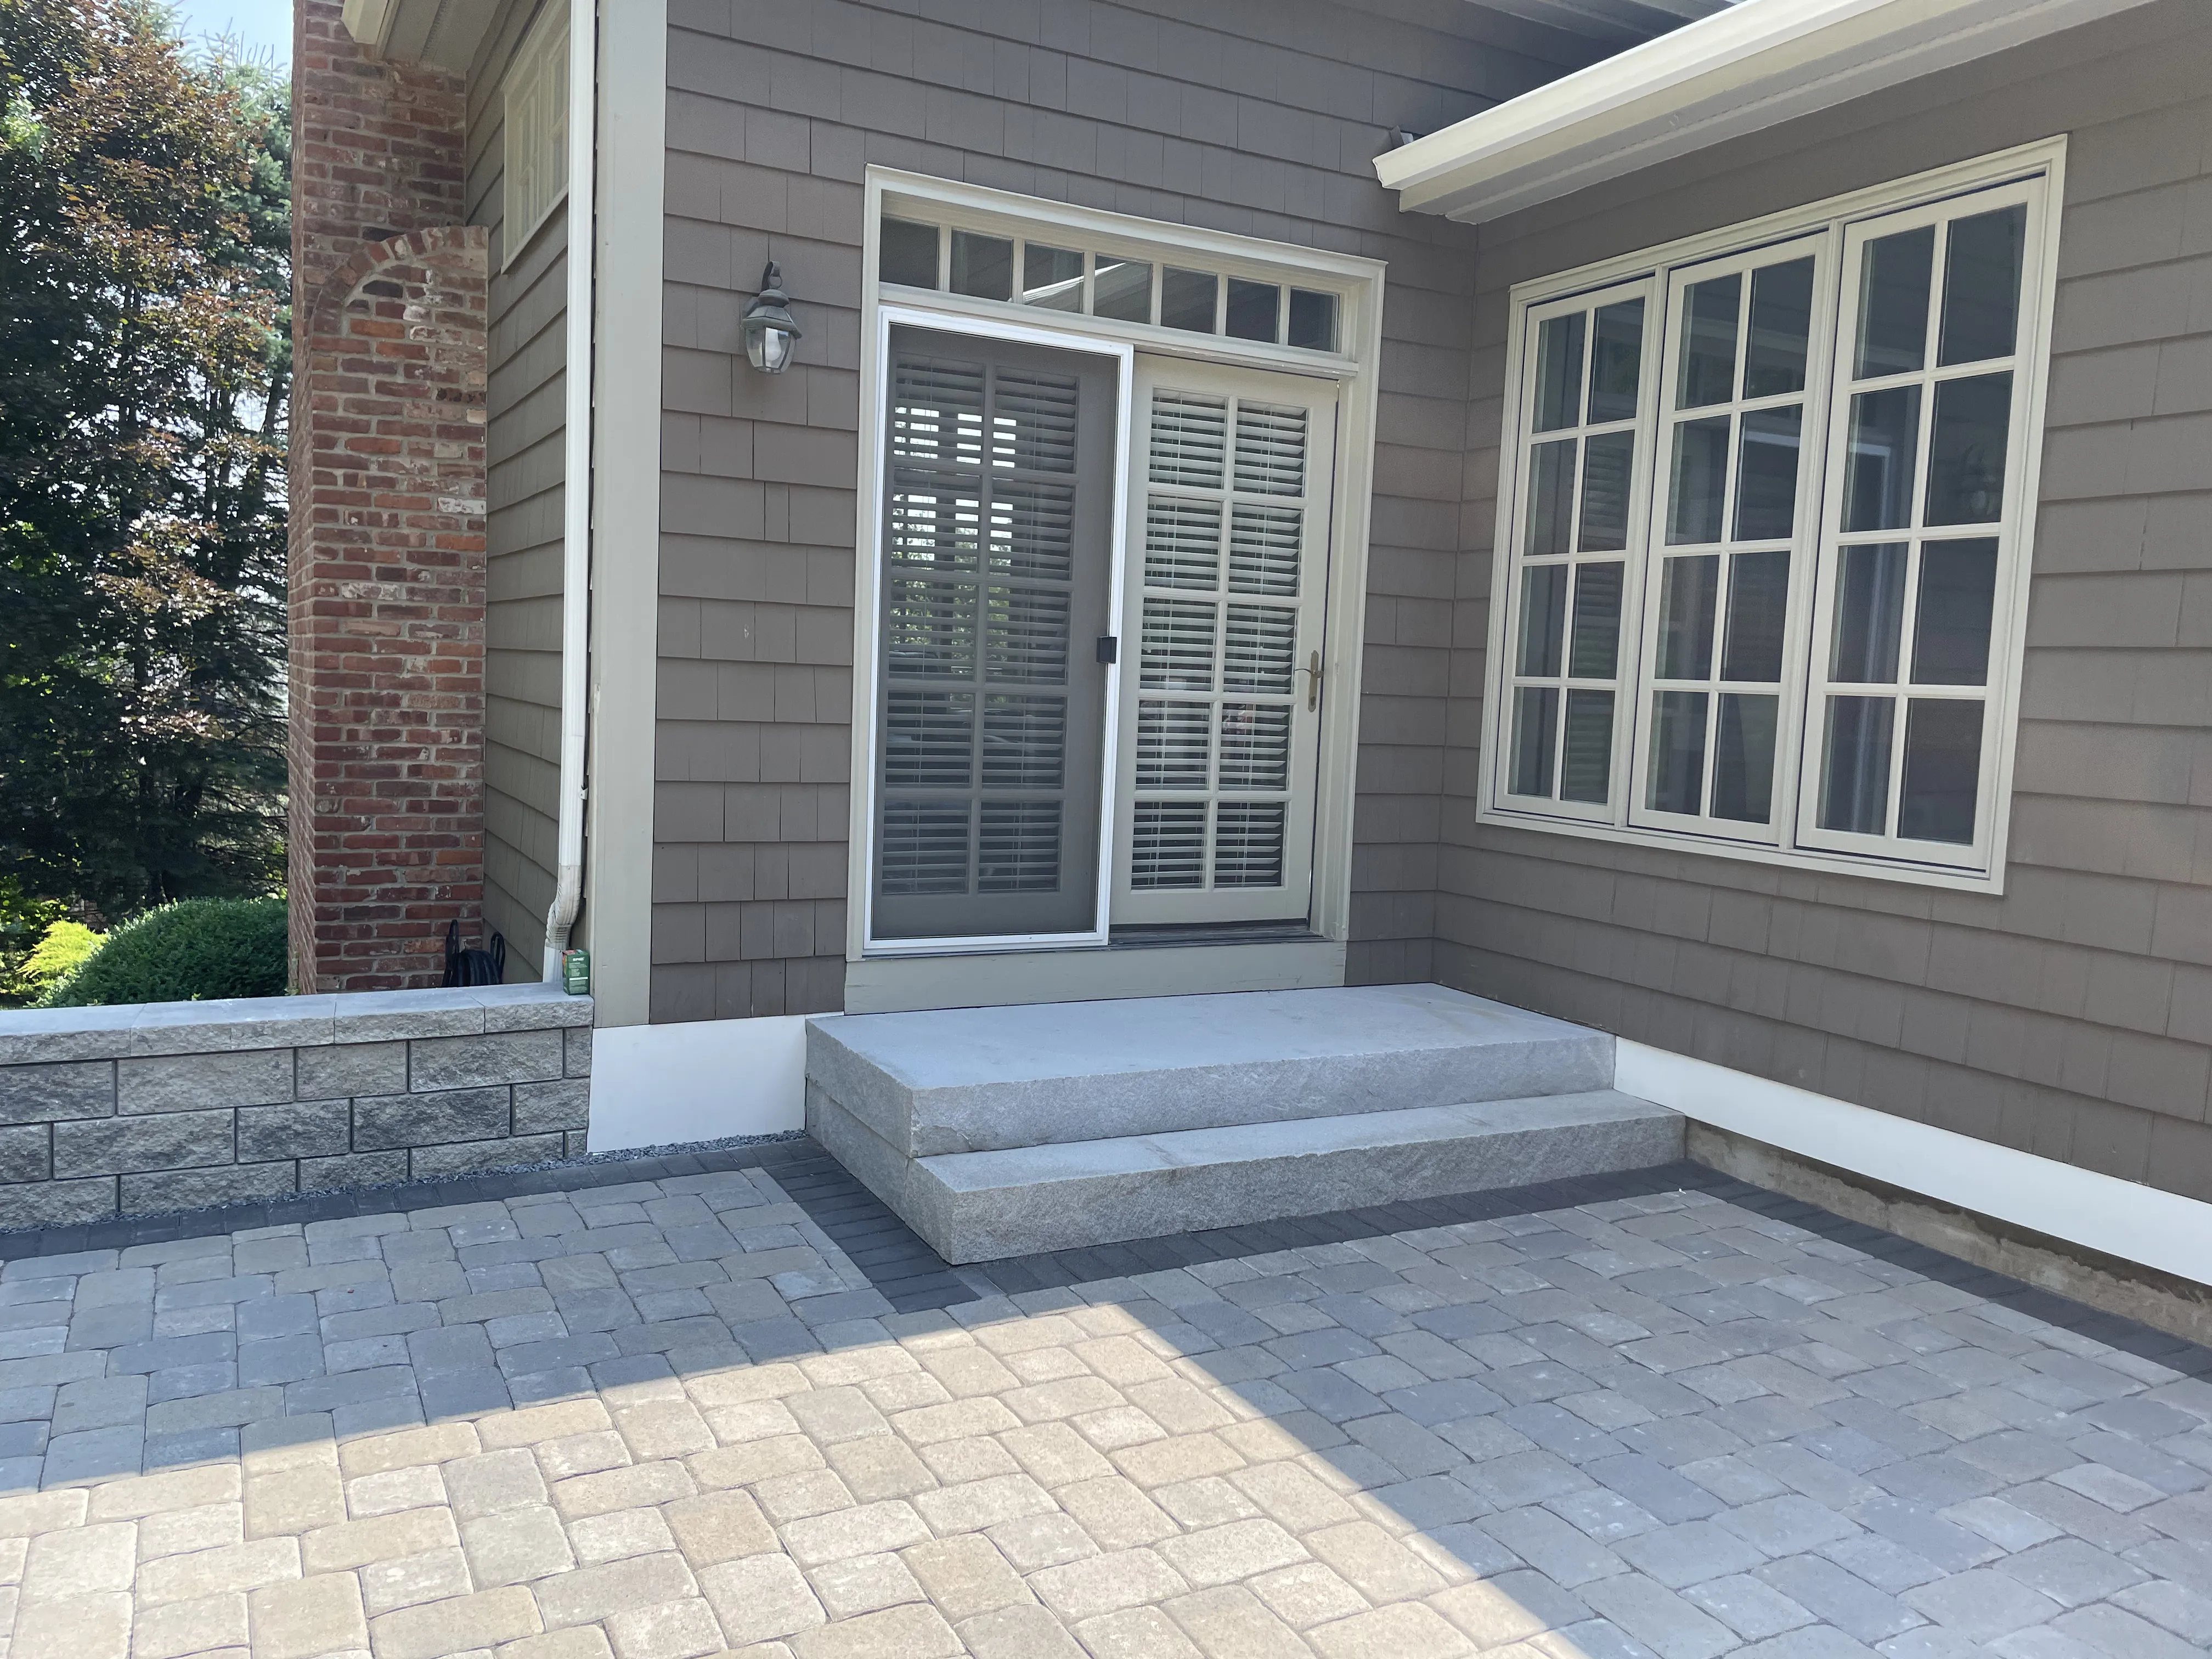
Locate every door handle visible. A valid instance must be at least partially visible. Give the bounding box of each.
[1297,650,1322,713]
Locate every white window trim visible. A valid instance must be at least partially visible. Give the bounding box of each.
[1479,138,2066,895]
[849,168,1386,964]
[501,1,569,272]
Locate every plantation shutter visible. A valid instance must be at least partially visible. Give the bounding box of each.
[1114,358,1336,924]
[871,327,1118,941]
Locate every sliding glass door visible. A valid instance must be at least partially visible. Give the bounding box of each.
[867,329,1338,947]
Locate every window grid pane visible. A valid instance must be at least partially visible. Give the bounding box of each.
[1805,186,2030,860]
[876,216,1349,354]
[1633,244,1819,836]
[1498,178,2040,877]
[1502,291,1646,814]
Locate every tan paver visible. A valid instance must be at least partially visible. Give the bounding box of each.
[697,1552,826,1645]
[899,1534,1032,1620]
[132,1589,250,1659]
[18,1587,133,1659]
[247,1571,370,1659]
[370,1584,545,1659]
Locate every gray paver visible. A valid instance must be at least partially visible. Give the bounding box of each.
[0,1165,2197,1659]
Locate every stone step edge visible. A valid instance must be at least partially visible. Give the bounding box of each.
[918,1089,1678,1192]
[825,1089,1685,1260]
[808,1025,1616,1159]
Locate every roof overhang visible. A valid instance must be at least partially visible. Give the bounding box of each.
[341,0,495,72]
[1380,0,2163,223]
[1470,0,1731,50]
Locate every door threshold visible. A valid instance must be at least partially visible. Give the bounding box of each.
[1106,922,1322,950]
[843,934,1346,1014]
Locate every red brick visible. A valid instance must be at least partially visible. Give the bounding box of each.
[287,0,490,993]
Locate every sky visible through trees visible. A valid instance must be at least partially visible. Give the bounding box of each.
[1,0,292,952]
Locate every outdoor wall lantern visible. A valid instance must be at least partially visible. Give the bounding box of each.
[741,262,803,373]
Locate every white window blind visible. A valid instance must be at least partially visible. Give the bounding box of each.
[503,2,568,270]
[1491,163,2055,888]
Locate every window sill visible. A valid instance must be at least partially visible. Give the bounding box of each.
[1476,804,2004,895]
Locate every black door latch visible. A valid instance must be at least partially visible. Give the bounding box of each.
[1096,635,1119,663]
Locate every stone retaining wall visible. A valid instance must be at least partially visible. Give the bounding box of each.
[0,985,592,1229]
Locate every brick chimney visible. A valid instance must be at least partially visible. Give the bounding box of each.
[287,0,490,992]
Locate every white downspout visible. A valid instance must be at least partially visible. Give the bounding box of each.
[543,0,595,979]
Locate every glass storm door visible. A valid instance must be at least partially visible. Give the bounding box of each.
[870,326,1119,941]
[1113,357,1336,925]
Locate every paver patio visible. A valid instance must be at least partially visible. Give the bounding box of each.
[0,1146,2205,1658]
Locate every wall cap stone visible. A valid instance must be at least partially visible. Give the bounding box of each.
[0,985,591,1066]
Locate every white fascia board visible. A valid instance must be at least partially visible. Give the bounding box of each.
[1380,0,2159,223]
[1618,1040,2212,1288]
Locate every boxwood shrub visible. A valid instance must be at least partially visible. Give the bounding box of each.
[43,896,287,1007]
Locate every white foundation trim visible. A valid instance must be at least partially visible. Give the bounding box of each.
[588,1014,810,1153]
[1617,1038,2212,1287]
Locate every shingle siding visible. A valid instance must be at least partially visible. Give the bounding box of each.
[650,0,1615,1021]
[1444,0,2212,1201]
[470,0,567,976]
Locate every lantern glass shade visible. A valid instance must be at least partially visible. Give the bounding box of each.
[746,320,797,374]
[741,261,803,374]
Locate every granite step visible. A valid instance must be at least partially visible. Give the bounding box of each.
[806,984,1612,1158]
[809,1085,1684,1262]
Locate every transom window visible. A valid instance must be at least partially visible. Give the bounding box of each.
[879,211,1341,356]
[1488,156,2056,889]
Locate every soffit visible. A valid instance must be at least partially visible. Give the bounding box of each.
[1470,0,1732,50]
[341,0,497,73]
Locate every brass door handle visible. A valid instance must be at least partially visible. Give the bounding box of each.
[1297,650,1322,713]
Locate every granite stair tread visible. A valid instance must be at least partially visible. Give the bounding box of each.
[812,1081,1683,1260]
[808,983,1612,1156]
[923,1089,1672,1190]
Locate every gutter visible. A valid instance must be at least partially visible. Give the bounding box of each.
[1374,0,2160,224]
[543,0,595,979]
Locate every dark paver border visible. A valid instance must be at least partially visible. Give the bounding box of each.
[2,1140,2204,1376]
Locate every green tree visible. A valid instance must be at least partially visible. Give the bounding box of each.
[0,0,289,918]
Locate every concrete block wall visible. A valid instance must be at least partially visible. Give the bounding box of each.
[0,986,592,1231]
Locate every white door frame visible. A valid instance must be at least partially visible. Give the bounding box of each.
[847,170,1386,992]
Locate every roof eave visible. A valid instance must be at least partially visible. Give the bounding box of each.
[1379,0,2160,224]
[341,0,495,73]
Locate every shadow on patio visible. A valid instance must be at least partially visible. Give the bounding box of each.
[0,1154,2205,1655]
